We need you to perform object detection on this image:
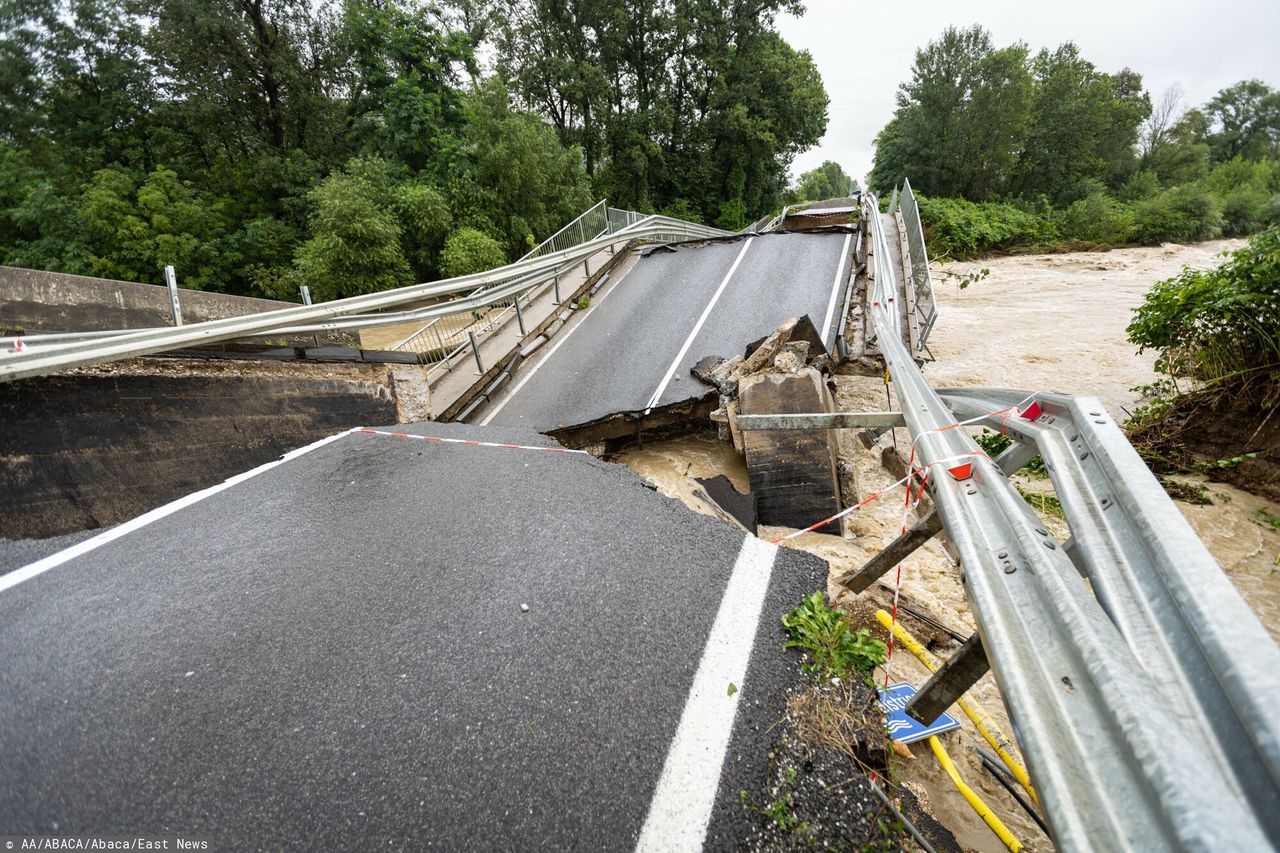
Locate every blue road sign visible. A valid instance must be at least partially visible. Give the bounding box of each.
[877,681,961,744]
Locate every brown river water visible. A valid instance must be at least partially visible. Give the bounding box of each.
[615,238,1280,851]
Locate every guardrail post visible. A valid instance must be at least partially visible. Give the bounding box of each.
[844,509,943,593]
[299,285,312,305]
[583,255,591,277]
[905,633,990,725]
[514,292,526,335]
[553,272,561,304]
[164,265,183,326]
[468,331,484,373]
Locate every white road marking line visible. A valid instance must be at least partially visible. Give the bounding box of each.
[820,232,853,347]
[643,237,754,413]
[0,427,362,594]
[479,276,621,426]
[635,534,778,853]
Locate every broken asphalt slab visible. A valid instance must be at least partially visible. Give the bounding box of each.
[0,421,825,849]
[483,231,853,433]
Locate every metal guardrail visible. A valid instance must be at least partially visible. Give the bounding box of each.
[758,204,791,233]
[897,179,938,354]
[0,213,729,382]
[389,201,614,363]
[938,386,1280,835]
[862,193,1276,849]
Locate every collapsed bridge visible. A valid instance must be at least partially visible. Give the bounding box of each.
[1,187,1277,851]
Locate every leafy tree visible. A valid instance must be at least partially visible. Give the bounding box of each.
[439,227,506,277]
[464,79,593,256]
[793,160,857,202]
[145,0,344,160]
[495,0,825,222]
[392,181,453,279]
[1014,44,1149,201]
[0,0,155,178]
[78,166,231,289]
[341,0,474,178]
[292,164,413,300]
[869,26,1032,200]
[1204,80,1280,164]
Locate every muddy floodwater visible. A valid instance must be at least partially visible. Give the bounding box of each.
[615,238,1280,852]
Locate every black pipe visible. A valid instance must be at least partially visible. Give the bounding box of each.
[975,747,1051,837]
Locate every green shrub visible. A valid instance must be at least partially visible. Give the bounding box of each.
[1056,192,1135,244]
[917,195,1058,259]
[439,227,507,278]
[1118,170,1161,202]
[660,198,704,224]
[1131,185,1223,244]
[1218,186,1271,237]
[1128,226,1280,389]
[782,591,887,678]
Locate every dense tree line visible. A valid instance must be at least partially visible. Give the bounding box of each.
[870,26,1280,256]
[789,160,857,203]
[493,0,827,229]
[0,0,829,297]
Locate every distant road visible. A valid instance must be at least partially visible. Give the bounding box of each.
[0,422,824,849]
[482,231,853,432]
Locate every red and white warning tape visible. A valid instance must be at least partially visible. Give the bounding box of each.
[767,395,1044,676]
[357,428,588,455]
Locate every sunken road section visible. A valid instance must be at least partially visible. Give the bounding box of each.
[0,421,824,850]
[481,230,853,433]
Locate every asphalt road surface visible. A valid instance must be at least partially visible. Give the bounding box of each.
[482,231,853,432]
[0,422,825,849]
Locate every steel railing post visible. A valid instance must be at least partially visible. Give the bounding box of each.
[514,291,526,335]
[164,265,183,326]
[553,273,561,304]
[468,331,484,373]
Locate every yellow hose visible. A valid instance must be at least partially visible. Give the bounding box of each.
[874,609,1039,805]
[929,735,1024,852]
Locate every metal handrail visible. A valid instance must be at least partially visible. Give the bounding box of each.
[898,179,938,353]
[862,193,1274,849]
[387,200,614,355]
[0,214,729,381]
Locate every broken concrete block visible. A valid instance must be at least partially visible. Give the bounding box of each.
[694,475,756,532]
[726,398,744,454]
[744,314,830,366]
[773,340,810,373]
[692,355,726,386]
[837,458,860,508]
[740,366,842,534]
[740,317,797,375]
[707,354,745,394]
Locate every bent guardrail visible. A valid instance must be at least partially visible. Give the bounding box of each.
[862,193,1276,849]
[897,179,938,354]
[0,213,729,382]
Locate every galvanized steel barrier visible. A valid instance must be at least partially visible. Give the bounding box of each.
[389,200,615,374]
[0,210,729,382]
[896,179,939,354]
[862,192,1279,849]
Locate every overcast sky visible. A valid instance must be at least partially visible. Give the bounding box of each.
[776,0,1280,185]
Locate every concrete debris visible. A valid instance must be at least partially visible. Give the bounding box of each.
[706,354,745,395]
[692,355,725,386]
[773,340,811,373]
